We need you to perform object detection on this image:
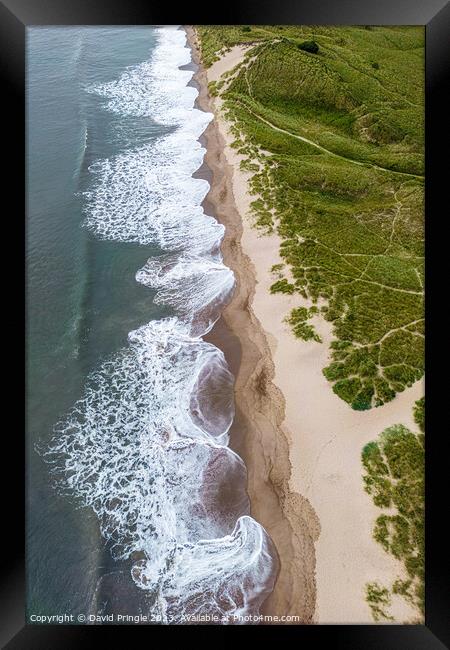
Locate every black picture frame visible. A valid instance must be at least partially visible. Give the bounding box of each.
[4,0,449,646]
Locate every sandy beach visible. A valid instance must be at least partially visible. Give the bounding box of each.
[186,28,424,623]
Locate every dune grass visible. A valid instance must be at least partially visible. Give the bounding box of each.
[197,25,424,409]
[362,400,424,620]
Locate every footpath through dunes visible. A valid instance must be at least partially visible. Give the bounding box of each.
[188,27,319,622]
[232,101,424,180]
[193,26,423,623]
[41,26,279,624]
[200,26,424,412]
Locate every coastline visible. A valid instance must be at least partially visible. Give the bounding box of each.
[186,27,423,623]
[186,26,318,621]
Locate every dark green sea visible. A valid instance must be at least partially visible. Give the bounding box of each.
[27,25,171,619]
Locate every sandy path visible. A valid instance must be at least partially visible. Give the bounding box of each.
[189,33,423,623]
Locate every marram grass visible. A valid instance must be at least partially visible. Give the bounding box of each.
[362,399,425,619]
[197,25,424,409]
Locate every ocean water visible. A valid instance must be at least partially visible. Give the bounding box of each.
[27,26,277,624]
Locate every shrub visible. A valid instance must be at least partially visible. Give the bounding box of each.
[332,377,362,404]
[365,582,394,621]
[208,81,219,97]
[270,278,295,294]
[352,382,375,410]
[298,40,319,54]
[413,397,425,433]
[286,307,321,342]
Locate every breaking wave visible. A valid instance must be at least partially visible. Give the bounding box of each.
[136,254,235,337]
[42,26,277,623]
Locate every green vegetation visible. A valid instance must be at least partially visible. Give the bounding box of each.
[362,416,424,620]
[413,396,425,432]
[197,26,424,408]
[270,278,295,294]
[298,40,319,54]
[285,306,322,342]
[365,582,394,621]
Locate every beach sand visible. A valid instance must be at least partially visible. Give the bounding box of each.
[186,28,423,623]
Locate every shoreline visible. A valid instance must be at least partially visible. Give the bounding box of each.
[186,27,423,623]
[185,26,318,621]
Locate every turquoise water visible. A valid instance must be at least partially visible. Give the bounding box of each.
[26,26,169,618]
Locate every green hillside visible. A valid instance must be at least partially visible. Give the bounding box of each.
[197,26,424,409]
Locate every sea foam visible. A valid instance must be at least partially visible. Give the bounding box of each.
[44,26,277,623]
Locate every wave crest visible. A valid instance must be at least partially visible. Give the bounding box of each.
[43,25,277,623]
[136,254,235,336]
